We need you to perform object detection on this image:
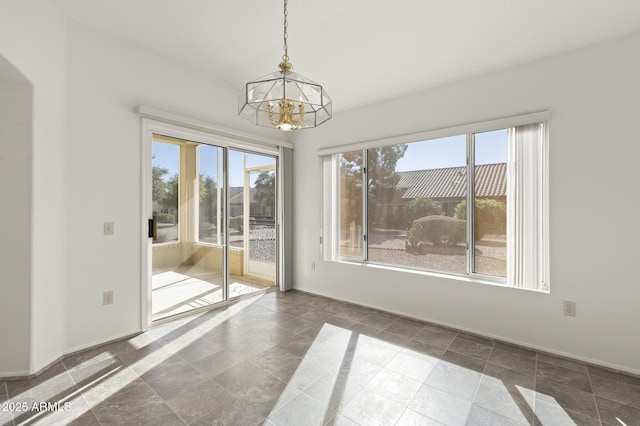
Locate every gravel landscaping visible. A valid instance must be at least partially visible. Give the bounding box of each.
[159,225,505,276]
[343,229,506,277]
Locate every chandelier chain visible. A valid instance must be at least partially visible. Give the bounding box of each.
[282,0,289,62]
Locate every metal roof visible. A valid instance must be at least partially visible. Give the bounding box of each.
[397,163,506,200]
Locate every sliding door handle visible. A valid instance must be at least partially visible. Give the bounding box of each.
[148,217,157,240]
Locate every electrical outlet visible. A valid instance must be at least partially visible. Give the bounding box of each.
[103,290,114,305]
[104,222,114,236]
[563,300,576,317]
[311,260,316,271]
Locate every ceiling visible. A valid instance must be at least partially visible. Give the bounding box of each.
[52,0,640,113]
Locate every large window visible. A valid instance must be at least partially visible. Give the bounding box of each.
[152,141,180,244]
[339,151,364,259]
[198,144,224,244]
[322,114,548,291]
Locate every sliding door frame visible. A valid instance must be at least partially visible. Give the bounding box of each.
[140,113,290,331]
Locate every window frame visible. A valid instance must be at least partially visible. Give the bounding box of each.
[320,112,550,292]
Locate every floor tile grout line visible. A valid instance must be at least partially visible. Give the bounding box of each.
[532,351,538,423]
[7,291,640,425]
[351,366,416,413]
[586,366,603,425]
[294,289,640,381]
[134,369,188,425]
[463,340,495,425]
[3,380,15,426]
[534,353,603,424]
[484,351,537,377]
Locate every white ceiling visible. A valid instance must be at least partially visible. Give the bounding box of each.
[52,0,640,112]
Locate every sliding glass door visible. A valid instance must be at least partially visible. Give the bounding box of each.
[150,135,277,321]
[228,150,277,298]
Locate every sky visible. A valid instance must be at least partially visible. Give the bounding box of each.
[152,128,506,186]
[395,129,507,172]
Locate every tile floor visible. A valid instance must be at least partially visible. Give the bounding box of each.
[2,290,639,425]
[152,265,274,320]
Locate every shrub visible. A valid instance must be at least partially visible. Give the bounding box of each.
[405,222,426,252]
[156,213,175,224]
[402,198,442,229]
[409,215,466,247]
[454,199,506,241]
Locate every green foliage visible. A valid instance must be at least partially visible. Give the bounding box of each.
[408,215,466,247]
[339,151,364,230]
[453,200,466,220]
[454,198,506,241]
[254,171,275,216]
[156,213,175,224]
[406,222,426,250]
[152,165,169,203]
[367,145,408,228]
[402,198,442,229]
[162,174,179,209]
[199,175,218,223]
[198,174,208,202]
[339,145,408,230]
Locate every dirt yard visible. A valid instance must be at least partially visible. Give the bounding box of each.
[343,229,506,277]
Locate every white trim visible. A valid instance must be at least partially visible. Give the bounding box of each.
[278,147,285,291]
[135,105,293,150]
[63,330,142,357]
[141,116,281,155]
[140,118,285,330]
[321,113,549,292]
[362,150,368,262]
[317,111,550,156]
[141,119,153,331]
[541,123,550,292]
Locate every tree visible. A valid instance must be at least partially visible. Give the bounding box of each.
[402,197,442,229]
[454,198,506,241]
[339,151,363,232]
[160,173,179,210]
[339,145,408,230]
[254,171,275,216]
[367,145,408,228]
[199,175,217,223]
[152,165,169,203]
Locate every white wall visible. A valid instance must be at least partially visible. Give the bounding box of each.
[62,20,285,352]
[0,0,67,375]
[1,1,287,375]
[293,33,640,374]
[2,0,637,378]
[0,76,32,375]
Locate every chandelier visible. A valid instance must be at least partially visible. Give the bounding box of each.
[238,0,331,131]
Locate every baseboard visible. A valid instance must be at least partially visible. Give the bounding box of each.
[0,369,34,380]
[63,329,142,357]
[0,329,142,381]
[293,287,640,378]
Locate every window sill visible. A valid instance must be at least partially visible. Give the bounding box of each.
[332,258,549,293]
